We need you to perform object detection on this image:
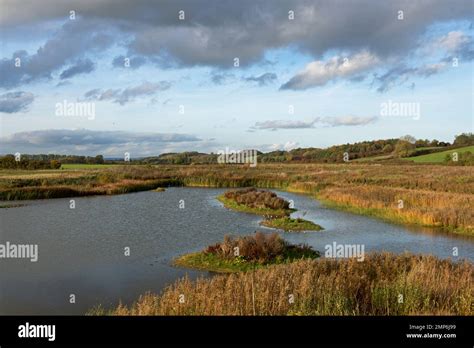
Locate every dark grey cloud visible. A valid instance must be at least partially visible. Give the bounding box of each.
[112,55,147,69]
[1,0,471,71]
[0,129,203,156]
[83,81,171,105]
[0,91,34,113]
[244,73,277,86]
[60,59,95,79]
[252,116,377,130]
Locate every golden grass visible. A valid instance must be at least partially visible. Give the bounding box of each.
[89,253,473,316]
[318,186,474,235]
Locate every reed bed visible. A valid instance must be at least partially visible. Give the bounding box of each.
[89,253,473,316]
[318,186,474,234]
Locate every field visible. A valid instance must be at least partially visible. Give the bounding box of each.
[60,163,118,169]
[90,253,473,315]
[0,163,473,235]
[405,145,474,163]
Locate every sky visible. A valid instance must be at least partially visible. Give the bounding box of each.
[0,0,473,157]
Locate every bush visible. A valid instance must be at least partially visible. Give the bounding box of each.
[445,151,474,166]
[224,188,290,210]
[205,232,290,263]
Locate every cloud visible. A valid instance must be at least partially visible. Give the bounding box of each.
[321,115,378,126]
[281,51,379,90]
[437,31,474,62]
[0,129,203,156]
[210,72,235,85]
[244,72,277,86]
[253,119,316,130]
[267,141,299,151]
[0,19,113,89]
[0,91,34,113]
[112,55,147,69]
[370,30,474,92]
[373,62,447,92]
[60,59,95,79]
[1,0,472,71]
[435,31,470,52]
[252,116,377,130]
[83,81,171,105]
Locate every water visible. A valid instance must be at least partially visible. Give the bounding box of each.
[0,187,472,314]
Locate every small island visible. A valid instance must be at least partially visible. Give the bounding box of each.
[217,187,294,217]
[174,232,320,273]
[218,188,323,232]
[261,216,323,231]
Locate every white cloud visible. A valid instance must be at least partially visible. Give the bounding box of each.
[253,119,316,130]
[268,141,299,151]
[252,116,378,130]
[281,51,379,90]
[435,31,470,52]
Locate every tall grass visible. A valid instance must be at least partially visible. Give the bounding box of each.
[89,253,473,315]
[318,186,474,234]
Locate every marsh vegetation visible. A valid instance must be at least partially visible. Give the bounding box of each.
[91,253,473,315]
[1,163,472,235]
[174,232,319,273]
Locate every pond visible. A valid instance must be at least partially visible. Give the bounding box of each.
[0,187,472,314]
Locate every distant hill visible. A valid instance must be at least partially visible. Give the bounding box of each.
[140,151,218,165]
[3,134,472,167]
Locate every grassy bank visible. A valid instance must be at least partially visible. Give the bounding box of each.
[90,252,473,315]
[174,232,319,273]
[317,185,474,236]
[260,216,323,231]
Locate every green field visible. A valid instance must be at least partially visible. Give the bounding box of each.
[405,146,474,163]
[61,163,117,169]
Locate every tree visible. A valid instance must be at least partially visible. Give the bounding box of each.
[453,133,474,147]
[50,160,61,169]
[95,155,104,164]
[394,140,416,158]
[399,135,416,144]
[382,144,394,153]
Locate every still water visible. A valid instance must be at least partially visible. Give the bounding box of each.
[1,187,472,314]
